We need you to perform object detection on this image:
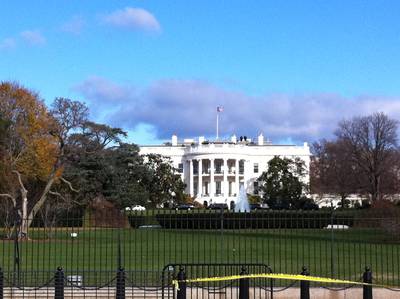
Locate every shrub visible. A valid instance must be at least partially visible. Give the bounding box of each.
[354,200,400,239]
[156,210,354,229]
[127,214,147,228]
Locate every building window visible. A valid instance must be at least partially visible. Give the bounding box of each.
[203,161,210,174]
[253,181,259,195]
[215,161,222,174]
[254,163,259,173]
[239,161,244,174]
[229,165,234,174]
[178,163,183,173]
[216,181,221,195]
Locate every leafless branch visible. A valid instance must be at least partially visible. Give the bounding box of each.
[49,190,83,206]
[60,177,80,193]
[12,170,27,193]
[0,193,16,206]
[49,191,64,198]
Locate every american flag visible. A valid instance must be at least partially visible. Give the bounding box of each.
[217,106,223,112]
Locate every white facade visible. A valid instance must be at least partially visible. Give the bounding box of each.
[139,134,311,206]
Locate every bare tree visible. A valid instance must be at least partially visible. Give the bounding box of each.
[311,139,360,208]
[335,112,399,201]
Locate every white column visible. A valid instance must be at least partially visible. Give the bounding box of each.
[223,158,228,197]
[189,160,194,197]
[197,159,202,198]
[243,160,248,193]
[235,159,239,196]
[210,159,215,197]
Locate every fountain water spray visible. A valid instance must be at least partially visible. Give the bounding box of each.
[234,185,250,212]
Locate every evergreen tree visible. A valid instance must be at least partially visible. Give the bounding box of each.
[258,156,309,209]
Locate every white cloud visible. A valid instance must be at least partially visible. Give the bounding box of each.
[74,77,400,144]
[61,16,85,35]
[20,30,46,46]
[0,37,16,50]
[102,7,161,32]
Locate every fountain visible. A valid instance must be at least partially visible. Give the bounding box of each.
[234,185,251,212]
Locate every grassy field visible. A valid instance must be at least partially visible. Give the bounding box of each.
[1,226,399,286]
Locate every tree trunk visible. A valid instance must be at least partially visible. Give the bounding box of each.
[20,188,29,239]
[12,170,30,239]
[26,176,56,229]
[340,194,347,209]
[369,174,378,202]
[376,175,381,201]
[370,175,382,202]
[14,171,57,238]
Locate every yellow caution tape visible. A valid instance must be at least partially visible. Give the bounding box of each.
[172,273,394,291]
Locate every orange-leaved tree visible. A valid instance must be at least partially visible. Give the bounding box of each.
[0,82,87,238]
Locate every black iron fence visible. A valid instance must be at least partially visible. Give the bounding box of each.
[161,263,273,299]
[0,208,399,298]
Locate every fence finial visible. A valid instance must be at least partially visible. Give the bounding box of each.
[300,266,310,299]
[177,267,186,299]
[363,266,373,299]
[0,267,3,299]
[54,266,64,299]
[116,267,125,299]
[239,266,249,299]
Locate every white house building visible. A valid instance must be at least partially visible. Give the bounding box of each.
[139,134,311,206]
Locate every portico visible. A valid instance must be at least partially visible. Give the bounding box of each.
[188,158,246,202]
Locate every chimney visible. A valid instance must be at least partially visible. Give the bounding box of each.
[258,133,264,145]
[171,134,178,146]
[231,134,237,143]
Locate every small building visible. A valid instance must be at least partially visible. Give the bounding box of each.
[139,134,311,206]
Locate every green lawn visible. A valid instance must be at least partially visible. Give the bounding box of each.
[1,227,399,286]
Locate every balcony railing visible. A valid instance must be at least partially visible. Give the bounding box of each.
[193,169,244,175]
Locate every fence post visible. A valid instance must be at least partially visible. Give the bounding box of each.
[54,267,64,299]
[363,267,373,299]
[300,266,310,299]
[116,267,125,299]
[0,267,3,299]
[176,267,186,299]
[239,266,249,299]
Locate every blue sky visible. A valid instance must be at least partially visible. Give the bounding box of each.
[1,1,400,144]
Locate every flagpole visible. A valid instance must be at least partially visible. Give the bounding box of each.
[216,111,219,140]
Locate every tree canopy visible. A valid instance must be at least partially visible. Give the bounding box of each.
[0,82,186,237]
[258,156,309,209]
[335,112,398,201]
[141,154,186,207]
[311,139,359,207]
[0,82,61,236]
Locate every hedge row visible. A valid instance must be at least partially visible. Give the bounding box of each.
[127,215,147,228]
[127,213,162,228]
[30,216,84,228]
[155,211,355,229]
